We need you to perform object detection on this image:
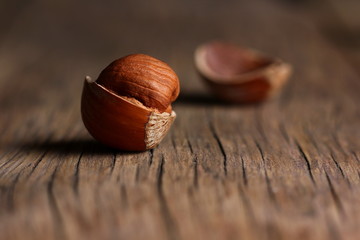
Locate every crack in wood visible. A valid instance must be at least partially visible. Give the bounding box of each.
[193,155,198,188]
[149,149,154,166]
[295,141,316,185]
[0,148,16,163]
[135,165,140,183]
[186,138,193,154]
[157,155,179,240]
[330,153,345,179]
[109,152,117,176]
[329,153,352,188]
[170,133,177,153]
[241,155,248,186]
[207,112,227,176]
[28,151,48,178]
[73,152,83,196]
[0,151,23,172]
[186,138,198,188]
[0,159,24,178]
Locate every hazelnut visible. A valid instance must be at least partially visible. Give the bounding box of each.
[195,41,292,103]
[81,54,180,151]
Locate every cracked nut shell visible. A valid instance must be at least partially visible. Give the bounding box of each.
[81,54,180,151]
[195,41,292,103]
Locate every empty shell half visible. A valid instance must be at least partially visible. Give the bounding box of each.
[195,41,292,103]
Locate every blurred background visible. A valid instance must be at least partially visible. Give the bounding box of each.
[0,0,359,110]
[0,0,359,143]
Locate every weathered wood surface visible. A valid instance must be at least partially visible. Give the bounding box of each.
[0,0,359,239]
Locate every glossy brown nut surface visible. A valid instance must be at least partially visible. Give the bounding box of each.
[195,41,292,103]
[96,54,180,112]
[81,54,180,151]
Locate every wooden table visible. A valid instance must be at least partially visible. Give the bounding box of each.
[1,0,359,239]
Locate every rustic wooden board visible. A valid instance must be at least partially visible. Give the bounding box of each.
[0,0,359,239]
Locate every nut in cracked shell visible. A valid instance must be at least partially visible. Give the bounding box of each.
[194,41,292,103]
[81,54,180,151]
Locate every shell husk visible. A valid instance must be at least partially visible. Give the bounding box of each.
[195,41,292,103]
[81,77,176,151]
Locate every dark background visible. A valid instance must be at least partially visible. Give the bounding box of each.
[1,0,359,109]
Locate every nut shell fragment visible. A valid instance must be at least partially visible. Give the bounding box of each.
[195,41,292,103]
[81,77,176,151]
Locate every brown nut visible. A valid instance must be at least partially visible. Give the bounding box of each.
[81,54,180,151]
[194,41,292,103]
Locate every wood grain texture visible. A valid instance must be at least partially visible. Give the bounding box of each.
[0,0,359,239]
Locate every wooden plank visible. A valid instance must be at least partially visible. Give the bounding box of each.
[0,0,359,239]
